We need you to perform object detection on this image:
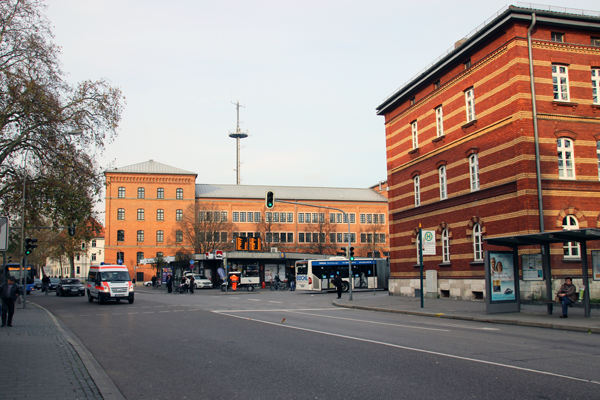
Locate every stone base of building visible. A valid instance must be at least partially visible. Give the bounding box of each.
[389,278,600,301]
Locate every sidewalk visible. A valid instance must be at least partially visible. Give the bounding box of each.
[333,292,600,334]
[0,301,124,400]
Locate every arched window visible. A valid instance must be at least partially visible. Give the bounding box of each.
[157,188,164,199]
[411,121,418,149]
[156,230,164,243]
[562,215,580,258]
[117,208,125,220]
[473,223,483,261]
[557,138,575,179]
[442,228,450,263]
[157,209,164,221]
[176,209,183,221]
[469,154,480,191]
[137,209,145,220]
[439,166,447,200]
[414,176,420,206]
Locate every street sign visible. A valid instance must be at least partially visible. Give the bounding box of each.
[422,230,436,255]
[0,216,8,251]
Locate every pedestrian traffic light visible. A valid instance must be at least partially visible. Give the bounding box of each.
[68,226,75,236]
[349,247,355,261]
[81,243,86,250]
[25,238,38,255]
[265,190,274,209]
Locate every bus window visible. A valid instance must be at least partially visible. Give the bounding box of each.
[296,262,308,276]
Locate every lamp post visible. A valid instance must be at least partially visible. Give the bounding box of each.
[19,129,83,309]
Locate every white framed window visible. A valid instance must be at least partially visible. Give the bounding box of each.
[439,165,447,200]
[469,154,480,191]
[117,208,125,220]
[551,32,564,42]
[592,68,599,104]
[157,209,164,221]
[156,230,164,243]
[118,187,125,198]
[298,213,304,223]
[137,230,144,242]
[413,175,420,206]
[176,209,183,221]
[562,215,580,258]
[597,141,600,180]
[435,106,444,137]
[137,209,145,220]
[557,138,575,179]
[411,121,418,149]
[442,228,450,263]
[473,223,483,261]
[552,65,570,101]
[465,88,476,122]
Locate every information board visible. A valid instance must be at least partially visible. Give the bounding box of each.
[521,254,543,281]
[421,230,436,256]
[593,251,600,281]
[489,251,517,302]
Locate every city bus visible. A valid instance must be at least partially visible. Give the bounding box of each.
[3,263,37,294]
[295,258,389,292]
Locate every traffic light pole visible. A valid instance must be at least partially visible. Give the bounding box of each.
[274,199,354,301]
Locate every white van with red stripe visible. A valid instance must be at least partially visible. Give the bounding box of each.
[87,265,134,304]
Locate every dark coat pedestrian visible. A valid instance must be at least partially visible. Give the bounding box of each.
[151,276,157,288]
[332,275,343,299]
[166,275,173,293]
[189,275,195,294]
[557,277,577,318]
[288,272,296,291]
[1,276,23,327]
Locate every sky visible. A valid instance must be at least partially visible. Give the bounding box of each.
[43,0,600,204]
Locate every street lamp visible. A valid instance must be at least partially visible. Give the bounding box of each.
[19,129,83,309]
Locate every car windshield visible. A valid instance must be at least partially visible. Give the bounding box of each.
[194,275,208,280]
[100,271,131,282]
[50,278,60,283]
[61,279,81,285]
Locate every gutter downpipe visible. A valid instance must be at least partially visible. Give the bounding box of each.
[528,14,552,312]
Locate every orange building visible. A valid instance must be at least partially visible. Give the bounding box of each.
[104,160,389,281]
[376,5,600,300]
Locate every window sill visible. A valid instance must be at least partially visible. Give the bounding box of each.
[469,261,484,266]
[562,258,582,263]
[408,148,419,155]
[552,101,578,110]
[461,119,478,131]
[432,135,445,144]
[438,262,452,267]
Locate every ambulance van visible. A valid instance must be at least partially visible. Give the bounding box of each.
[87,264,134,304]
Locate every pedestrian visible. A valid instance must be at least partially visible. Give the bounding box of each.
[42,274,50,294]
[189,275,195,294]
[166,274,173,293]
[288,271,296,291]
[556,277,577,318]
[1,276,23,327]
[151,275,156,288]
[181,275,188,293]
[332,274,343,299]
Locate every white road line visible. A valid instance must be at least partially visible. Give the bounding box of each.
[159,311,170,313]
[143,312,154,314]
[173,310,185,312]
[268,301,283,304]
[247,299,260,302]
[288,311,449,332]
[211,308,342,313]
[215,312,600,386]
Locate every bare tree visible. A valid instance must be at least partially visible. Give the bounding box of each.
[172,203,234,255]
[254,211,282,252]
[361,221,386,257]
[304,210,337,254]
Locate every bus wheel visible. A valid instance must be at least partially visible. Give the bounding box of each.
[342,282,349,292]
[247,285,254,292]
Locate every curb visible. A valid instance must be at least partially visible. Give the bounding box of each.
[332,301,600,334]
[30,302,126,400]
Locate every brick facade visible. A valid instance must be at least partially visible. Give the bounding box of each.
[377,6,600,300]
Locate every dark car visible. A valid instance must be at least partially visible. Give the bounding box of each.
[34,278,42,290]
[504,288,514,295]
[48,278,60,291]
[56,279,85,296]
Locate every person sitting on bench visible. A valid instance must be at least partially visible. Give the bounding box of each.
[557,277,577,318]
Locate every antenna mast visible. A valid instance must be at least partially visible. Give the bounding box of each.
[228,100,248,185]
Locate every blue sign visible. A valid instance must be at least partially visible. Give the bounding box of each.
[117,259,123,265]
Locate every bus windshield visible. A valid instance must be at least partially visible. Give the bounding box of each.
[6,265,36,284]
[296,261,308,276]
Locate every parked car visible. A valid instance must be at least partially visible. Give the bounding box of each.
[56,278,86,296]
[192,274,213,289]
[143,281,153,287]
[33,278,42,290]
[49,278,60,291]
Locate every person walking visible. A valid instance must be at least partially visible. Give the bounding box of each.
[189,275,195,294]
[151,275,156,288]
[1,276,22,327]
[166,274,173,293]
[288,271,296,291]
[557,277,577,318]
[42,275,50,295]
[332,274,343,299]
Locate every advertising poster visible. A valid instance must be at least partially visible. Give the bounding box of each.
[161,267,172,284]
[522,254,543,281]
[489,252,516,301]
[593,251,600,281]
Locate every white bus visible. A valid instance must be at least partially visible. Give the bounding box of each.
[295,258,389,292]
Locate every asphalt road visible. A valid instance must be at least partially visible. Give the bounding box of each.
[29,288,600,400]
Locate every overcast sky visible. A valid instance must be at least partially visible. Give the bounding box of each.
[45,0,599,193]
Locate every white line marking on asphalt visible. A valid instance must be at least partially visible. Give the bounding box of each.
[288,311,450,332]
[167,305,178,307]
[159,311,170,313]
[173,310,185,312]
[143,312,154,314]
[141,306,151,308]
[211,308,342,313]
[215,312,600,386]
[228,297,240,299]
[268,301,283,304]
[247,299,260,302]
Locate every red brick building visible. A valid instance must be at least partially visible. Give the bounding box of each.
[376,5,600,300]
[104,160,389,281]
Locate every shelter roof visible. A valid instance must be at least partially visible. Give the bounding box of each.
[484,228,600,247]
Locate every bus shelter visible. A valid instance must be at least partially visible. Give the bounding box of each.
[484,228,600,318]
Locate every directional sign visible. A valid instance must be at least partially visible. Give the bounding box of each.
[422,230,436,256]
[0,217,8,251]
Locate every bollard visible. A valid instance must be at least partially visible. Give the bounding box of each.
[262,282,265,289]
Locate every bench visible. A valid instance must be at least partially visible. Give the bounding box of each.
[543,293,579,315]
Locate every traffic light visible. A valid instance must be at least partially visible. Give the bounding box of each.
[349,247,355,261]
[81,243,86,250]
[68,226,75,236]
[265,190,274,209]
[25,238,38,255]
[340,247,347,257]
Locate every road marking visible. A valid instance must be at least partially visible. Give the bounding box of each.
[211,308,341,313]
[167,305,178,307]
[62,315,74,317]
[288,311,450,332]
[268,301,283,304]
[173,310,185,312]
[216,312,600,386]
[247,299,260,302]
[159,311,170,313]
[143,312,154,314]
